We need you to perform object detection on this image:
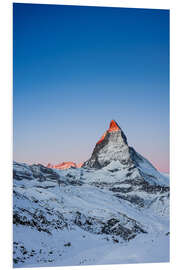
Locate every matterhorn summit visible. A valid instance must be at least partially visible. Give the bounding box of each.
[84,120,130,169]
[84,120,167,186]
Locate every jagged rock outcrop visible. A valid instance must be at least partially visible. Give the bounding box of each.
[84,120,130,169]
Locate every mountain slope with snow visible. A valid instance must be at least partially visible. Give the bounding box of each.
[13,120,169,267]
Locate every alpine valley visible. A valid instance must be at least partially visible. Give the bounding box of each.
[13,120,170,267]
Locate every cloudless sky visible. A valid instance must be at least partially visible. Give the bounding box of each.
[13,4,169,172]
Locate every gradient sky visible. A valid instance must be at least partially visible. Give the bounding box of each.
[13,4,169,172]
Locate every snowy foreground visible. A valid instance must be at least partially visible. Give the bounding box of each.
[13,160,169,268]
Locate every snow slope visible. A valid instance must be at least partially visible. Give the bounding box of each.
[13,161,169,268]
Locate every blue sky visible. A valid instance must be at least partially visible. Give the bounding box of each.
[13,4,169,172]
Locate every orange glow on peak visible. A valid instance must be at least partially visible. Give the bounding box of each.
[96,120,120,145]
[96,131,107,145]
[108,120,120,132]
[47,161,83,170]
[76,162,83,168]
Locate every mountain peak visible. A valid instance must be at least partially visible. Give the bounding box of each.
[108,120,120,132]
[96,120,122,145]
[84,120,129,168]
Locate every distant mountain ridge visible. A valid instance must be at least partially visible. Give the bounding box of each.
[47,161,83,170]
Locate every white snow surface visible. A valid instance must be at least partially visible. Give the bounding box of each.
[13,161,169,268]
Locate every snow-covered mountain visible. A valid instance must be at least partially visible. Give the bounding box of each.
[13,120,169,267]
[84,120,168,186]
[47,162,83,170]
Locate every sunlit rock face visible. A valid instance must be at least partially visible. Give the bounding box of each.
[108,119,121,132]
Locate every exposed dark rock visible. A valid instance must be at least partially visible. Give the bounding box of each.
[115,194,145,207]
